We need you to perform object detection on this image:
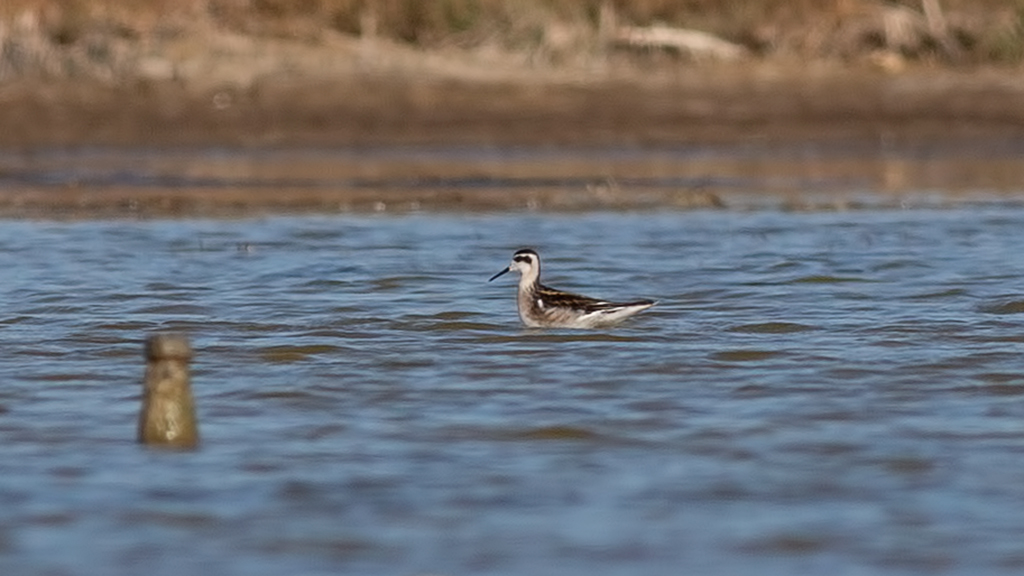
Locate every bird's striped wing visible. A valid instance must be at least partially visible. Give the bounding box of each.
[536,285,654,313]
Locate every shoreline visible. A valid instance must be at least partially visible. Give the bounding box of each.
[3,65,1024,149]
[2,47,1024,217]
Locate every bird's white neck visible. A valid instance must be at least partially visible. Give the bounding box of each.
[518,266,540,291]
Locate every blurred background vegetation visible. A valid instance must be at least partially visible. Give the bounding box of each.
[0,0,1021,84]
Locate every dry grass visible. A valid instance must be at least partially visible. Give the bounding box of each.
[0,0,1021,84]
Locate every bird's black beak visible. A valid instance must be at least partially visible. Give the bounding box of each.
[489,266,511,282]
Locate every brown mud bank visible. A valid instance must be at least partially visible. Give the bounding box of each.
[2,0,1024,216]
[4,65,1024,148]
[2,65,1024,217]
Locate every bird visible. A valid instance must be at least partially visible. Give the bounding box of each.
[489,248,656,328]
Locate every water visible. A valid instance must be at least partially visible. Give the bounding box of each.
[2,208,1024,575]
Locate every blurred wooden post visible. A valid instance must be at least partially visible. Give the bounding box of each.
[138,333,199,449]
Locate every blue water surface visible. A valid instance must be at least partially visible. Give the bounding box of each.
[1,208,1024,575]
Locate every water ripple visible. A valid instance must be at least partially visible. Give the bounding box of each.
[726,322,819,334]
[1,210,1024,575]
[979,298,1024,315]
